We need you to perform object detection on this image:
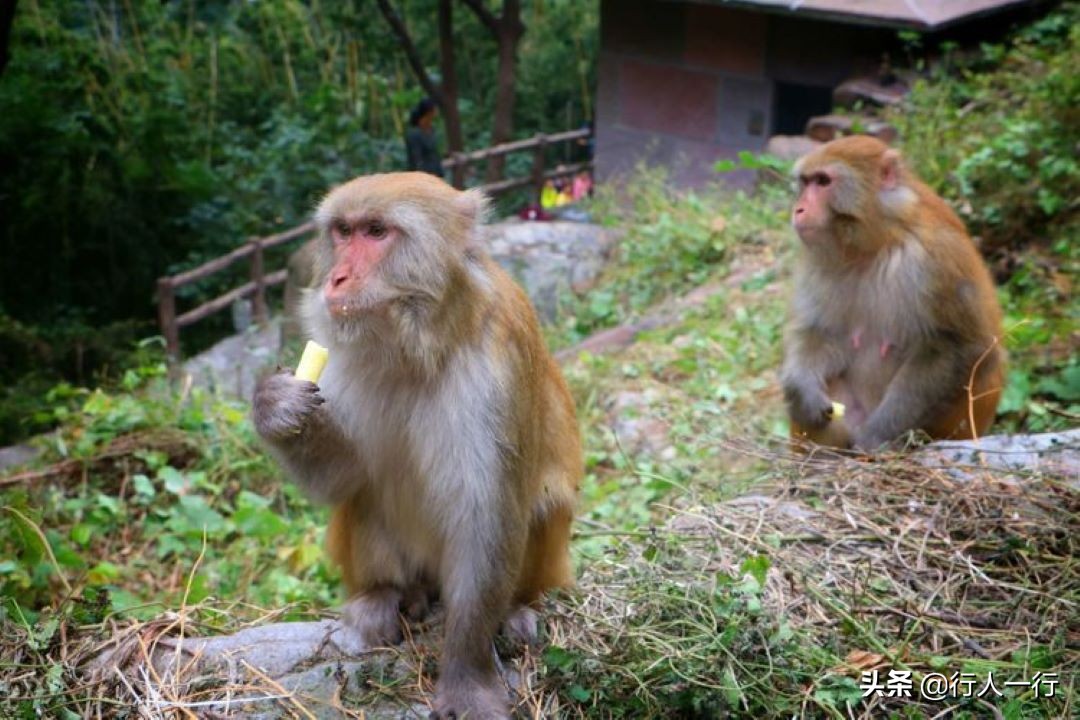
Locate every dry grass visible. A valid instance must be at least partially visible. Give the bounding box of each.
[7,439,1074,718]
[543,439,1079,718]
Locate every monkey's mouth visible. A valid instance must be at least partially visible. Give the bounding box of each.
[326,295,392,320]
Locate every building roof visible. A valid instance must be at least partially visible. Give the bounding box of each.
[684,0,1040,29]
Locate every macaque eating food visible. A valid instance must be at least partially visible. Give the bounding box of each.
[781,136,1005,451]
[253,173,582,719]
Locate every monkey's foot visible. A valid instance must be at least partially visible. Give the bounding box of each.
[336,588,403,653]
[402,583,433,622]
[431,673,510,720]
[502,605,540,646]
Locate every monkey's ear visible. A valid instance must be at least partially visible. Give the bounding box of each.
[455,188,491,225]
[880,149,903,190]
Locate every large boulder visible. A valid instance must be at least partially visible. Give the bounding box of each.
[484,220,615,322]
[764,135,822,162]
[182,318,282,400]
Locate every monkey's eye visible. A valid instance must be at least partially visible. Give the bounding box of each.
[813,173,832,187]
[333,221,351,237]
[366,221,388,239]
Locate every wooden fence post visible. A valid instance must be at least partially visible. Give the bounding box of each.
[157,277,180,370]
[530,133,548,205]
[250,239,267,325]
[451,152,466,189]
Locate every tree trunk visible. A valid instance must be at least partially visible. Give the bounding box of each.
[437,0,465,186]
[461,0,524,183]
[375,0,462,177]
[0,0,17,78]
[485,0,523,182]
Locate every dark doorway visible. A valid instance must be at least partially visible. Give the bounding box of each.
[772,82,833,135]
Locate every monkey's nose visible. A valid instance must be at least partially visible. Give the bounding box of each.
[330,271,349,289]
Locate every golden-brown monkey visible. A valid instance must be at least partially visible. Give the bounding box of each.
[252,173,582,719]
[782,136,1004,450]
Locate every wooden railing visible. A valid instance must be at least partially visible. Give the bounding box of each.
[156,127,592,364]
[444,127,592,194]
[156,222,315,363]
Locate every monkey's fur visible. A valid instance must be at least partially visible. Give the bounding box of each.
[783,136,1004,450]
[253,173,581,720]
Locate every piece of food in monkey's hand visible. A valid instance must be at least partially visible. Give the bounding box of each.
[295,341,329,383]
[829,401,846,420]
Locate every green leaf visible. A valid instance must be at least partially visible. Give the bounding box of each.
[543,645,578,672]
[88,562,121,585]
[722,663,743,707]
[232,507,289,539]
[132,473,155,498]
[71,524,92,547]
[1037,363,1080,401]
[158,466,188,495]
[740,554,770,587]
[999,369,1032,414]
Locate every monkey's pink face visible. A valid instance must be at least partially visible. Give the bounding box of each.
[324,215,395,318]
[791,169,836,243]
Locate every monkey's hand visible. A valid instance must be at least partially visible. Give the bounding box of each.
[253,370,325,443]
[783,381,834,430]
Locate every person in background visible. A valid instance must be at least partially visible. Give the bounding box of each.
[405,97,444,178]
[570,171,592,201]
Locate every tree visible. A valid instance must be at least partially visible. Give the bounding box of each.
[461,0,523,182]
[0,0,16,77]
[374,0,464,185]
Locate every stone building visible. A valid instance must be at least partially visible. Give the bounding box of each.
[595,0,1044,185]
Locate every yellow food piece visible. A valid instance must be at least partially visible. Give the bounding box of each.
[830,401,846,420]
[295,341,329,383]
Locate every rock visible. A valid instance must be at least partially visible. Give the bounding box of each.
[833,75,910,109]
[606,388,672,456]
[805,115,898,144]
[764,135,822,161]
[917,429,1080,486]
[722,494,819,522]
[0,443,38,471]
[182,318,282,400]
[87,614,528,719]
[484,220,615,321]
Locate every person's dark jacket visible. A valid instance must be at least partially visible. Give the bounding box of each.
[405,127,444,177]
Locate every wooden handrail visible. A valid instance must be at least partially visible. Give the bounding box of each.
[442,128,589,170]
[156,127,592,365]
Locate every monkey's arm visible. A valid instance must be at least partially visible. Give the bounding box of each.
[854,338,970,449]
[252,371,363,504]
[781,325,848,430]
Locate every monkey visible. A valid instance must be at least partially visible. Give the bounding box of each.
[252,172,582,720]
[781,135,1004,451]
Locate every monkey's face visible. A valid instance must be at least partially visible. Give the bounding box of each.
[308,173,489,343]
[791,168,838,244]
[792,137,911,250]
[323,214,397,319]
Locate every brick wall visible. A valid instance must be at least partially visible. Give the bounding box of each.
[595,0,887,186]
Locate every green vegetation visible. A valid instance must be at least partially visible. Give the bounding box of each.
[0,0,598,443]
[890,7,1078,249]
[1,3,1077,719]
[887,5,1079,436]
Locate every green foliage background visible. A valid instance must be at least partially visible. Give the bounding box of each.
[0,0,598,441]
